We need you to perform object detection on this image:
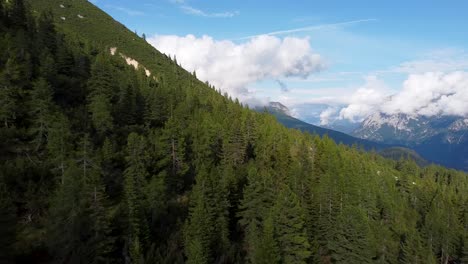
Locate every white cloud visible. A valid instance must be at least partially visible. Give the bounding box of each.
[320,107,339,125]
[381,71,468,117]
[326,71,468,124]
[148,34,325,103]
[338,76,393,122]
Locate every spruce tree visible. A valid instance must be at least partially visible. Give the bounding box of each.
[47,162,90,263]
[273,185,311,264]
[29,78,54,150]
[123,132,150,263]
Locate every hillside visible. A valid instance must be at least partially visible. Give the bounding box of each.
[27,0,189,83]
[1,1,467,263]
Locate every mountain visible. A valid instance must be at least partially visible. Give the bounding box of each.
[354,112,468,170]
[265,101,292,116]
[263,102,389,150]
[1,1,467,263]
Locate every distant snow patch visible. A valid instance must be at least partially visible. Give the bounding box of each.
[77,14,84,19]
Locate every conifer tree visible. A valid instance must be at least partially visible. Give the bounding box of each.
[124,133,150,263]
[47,113,72,183]
[29,78,54,150]
[274,185,311,264]
[184,168,214,264]
[36,10,57,54]
[47,162,90,263]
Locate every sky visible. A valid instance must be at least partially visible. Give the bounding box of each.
[91,0,468,125]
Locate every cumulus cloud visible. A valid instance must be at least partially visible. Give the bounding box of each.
[320,107,339,125]
[148,34,325,102]
[338,76,392,122]
[327,71,468,124]
[381,71,468,117]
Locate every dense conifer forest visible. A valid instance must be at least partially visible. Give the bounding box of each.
[0,1,467,263]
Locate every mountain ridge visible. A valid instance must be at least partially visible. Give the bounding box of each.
[262,102,391,151]
[353,112,468,170]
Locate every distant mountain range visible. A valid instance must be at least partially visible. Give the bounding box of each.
[268,102,468,171]
[354,112,468,171]
[261,102,389,151]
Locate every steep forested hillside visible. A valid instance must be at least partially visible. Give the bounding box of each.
[1,1,467,263]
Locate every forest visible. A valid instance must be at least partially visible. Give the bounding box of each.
[0,1,467,263]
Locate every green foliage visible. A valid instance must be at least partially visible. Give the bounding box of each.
[124,133,150,262]
[0,1,466,263]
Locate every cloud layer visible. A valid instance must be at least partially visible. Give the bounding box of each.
[148,34,325,103]
[336,71,468,123]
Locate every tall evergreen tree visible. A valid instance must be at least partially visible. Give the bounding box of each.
[29,78,54,150]
[273,185,311,264]
[123,133,150,263]
[47,162,90,263]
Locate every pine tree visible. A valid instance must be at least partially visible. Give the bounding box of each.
[273,185,311,264]
[87,178,115,264]
[36,10,57,54]
[184,168,214,264]
[0,84,17,128]
[329,207,372,264]
[123,133,149,263]
[238,165,277,262]
[47,162,91,263]
[253,215,280,264]
[87,53,116,134]
[29,78,54,150]
[89,93,113,134]
[47,113,72,183]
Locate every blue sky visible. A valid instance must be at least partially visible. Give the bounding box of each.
[92,0,468,125]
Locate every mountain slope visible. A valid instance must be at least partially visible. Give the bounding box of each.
[28,0,181,80]
[1,1,467,263]
[261,102,389,150]
[354,112,468,170]
[275,111,389,150]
